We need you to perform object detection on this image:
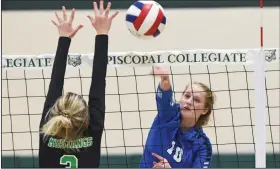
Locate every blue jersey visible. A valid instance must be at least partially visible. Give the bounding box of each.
[139,85,212,168]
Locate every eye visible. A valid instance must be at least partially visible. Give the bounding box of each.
[185,94,190,99]
[194,98,200,103]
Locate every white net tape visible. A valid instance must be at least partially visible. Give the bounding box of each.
[2,48,279,69]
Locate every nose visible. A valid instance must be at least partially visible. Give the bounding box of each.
[186,97,193,105]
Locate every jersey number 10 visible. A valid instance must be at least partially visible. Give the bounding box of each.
[60,155,78,168]
[167,141,183,162]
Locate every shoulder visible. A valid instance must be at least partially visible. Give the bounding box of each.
[188,128,212,149]
[195,129,212,152]
[197,128,211,141]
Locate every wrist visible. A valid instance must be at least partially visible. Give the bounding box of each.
[59,32,71,38]
[161,75,169,81]
[96,31,108,35]
[59,36,71,41]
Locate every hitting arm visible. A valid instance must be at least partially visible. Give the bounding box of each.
[154,73,179,125]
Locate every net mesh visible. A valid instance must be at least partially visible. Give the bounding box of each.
[1,52,279,168]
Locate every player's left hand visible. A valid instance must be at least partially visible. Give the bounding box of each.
[87,0,119,35]
[152,153,172,168]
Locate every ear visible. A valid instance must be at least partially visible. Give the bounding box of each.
[201,108,208,115]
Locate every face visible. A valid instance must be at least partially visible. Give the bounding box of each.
[179,84,208,125]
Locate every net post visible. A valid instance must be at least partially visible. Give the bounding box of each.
[254,49,266,168]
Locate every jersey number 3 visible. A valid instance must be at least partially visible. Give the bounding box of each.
[60,155,78,168]
[167,141,183,162]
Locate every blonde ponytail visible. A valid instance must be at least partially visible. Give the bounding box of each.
[41,92,89,141]
[41,115,73,140]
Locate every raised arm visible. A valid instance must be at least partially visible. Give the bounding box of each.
[152,66,179,124]
[40,6,83,128]
[87,0,119,130]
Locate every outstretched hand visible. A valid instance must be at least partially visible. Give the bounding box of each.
[51,6,83,38]
[151,66,169,78]
[87,0,119,35]
[152,153,172,168]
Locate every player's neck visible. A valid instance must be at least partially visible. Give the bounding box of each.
[180,119,195,132]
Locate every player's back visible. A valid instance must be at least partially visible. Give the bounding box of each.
[39,129,102,168]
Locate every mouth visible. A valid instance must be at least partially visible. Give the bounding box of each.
[183,107,191,111]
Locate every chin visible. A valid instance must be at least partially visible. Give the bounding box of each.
[181,110,193,118]
[182,109,192,114]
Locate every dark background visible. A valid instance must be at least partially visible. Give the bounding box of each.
[2,0,280,10]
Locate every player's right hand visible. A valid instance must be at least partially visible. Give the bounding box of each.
[151,66,169,78]
[87,0,119,35]
[51,6,83,38]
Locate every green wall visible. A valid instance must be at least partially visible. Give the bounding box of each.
[2,154,280,168]
[2,0,280,10]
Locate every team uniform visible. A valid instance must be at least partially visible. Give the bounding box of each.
[38,35,108,168]
[140,85,212,168]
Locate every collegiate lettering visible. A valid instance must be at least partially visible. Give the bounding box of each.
[6,59,13,67]
[2,52,250,68]
[28,59,36,67]
[168,52,247,63]
[45,58,52,66]
[240,53,246,62]
[3,57,52,68]
[108,54,164,65]
[193,53,200,62]
[107,52,248,65]
[201,53,208,62]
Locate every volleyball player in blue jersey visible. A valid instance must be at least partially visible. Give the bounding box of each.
[140,66,215,168]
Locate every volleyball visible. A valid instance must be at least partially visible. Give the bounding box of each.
[125,1,166,39]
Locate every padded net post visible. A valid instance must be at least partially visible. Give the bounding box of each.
[254,49,266,168]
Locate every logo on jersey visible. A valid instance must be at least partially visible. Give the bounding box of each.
[68,54,82,67]
[167,141,184,162]
[203,161,209,168]
[48,137,93,149]
[157,89,162,98]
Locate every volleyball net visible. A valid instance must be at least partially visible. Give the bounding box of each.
[1,48,279,168]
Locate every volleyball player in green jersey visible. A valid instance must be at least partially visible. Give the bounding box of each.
[38,1,118,167]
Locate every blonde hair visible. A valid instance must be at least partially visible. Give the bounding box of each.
[41,92,89,141]
[185,82,216,128]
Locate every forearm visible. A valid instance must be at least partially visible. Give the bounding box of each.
[41,37,70,124]
[155,81,178,123]
[159,75,171,91]
[89,35,108,100]
[48,37,70,86]
[46,37,70,101]
[88,35,108,129]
